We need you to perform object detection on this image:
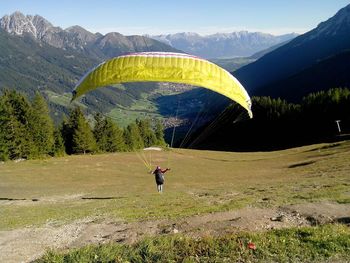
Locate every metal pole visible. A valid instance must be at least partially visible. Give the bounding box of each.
[335,120,341,134]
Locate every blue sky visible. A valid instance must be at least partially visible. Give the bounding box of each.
[1,0,349,35]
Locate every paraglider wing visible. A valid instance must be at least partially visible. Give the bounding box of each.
[72,52,252,118]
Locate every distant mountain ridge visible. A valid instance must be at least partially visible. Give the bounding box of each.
[210,40,294,72]
[0,11,179,60]
[149,31,298,58]
[235,4,350,100]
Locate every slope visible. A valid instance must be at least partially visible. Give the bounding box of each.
[257,50,350,101]
[235,4,350,99]
[0,29,96,96]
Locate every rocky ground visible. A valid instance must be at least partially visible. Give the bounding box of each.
[1,201,349,263]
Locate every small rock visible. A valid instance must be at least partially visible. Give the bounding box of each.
[14,158,26,163]
[291,210,300,217]
[270,215,286,222]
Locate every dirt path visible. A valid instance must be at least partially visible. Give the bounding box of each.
[1,201,349,263]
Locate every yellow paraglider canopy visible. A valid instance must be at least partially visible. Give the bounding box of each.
[72,52,252,118]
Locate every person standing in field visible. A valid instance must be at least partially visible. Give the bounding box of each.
[152,166,170,193]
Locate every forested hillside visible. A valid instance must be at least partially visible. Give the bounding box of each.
[0,90,165,161]
[191,88,350,151]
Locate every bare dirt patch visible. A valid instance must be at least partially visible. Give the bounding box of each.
[1,201,349,263]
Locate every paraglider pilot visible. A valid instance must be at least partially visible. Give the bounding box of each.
[152,166,170,193]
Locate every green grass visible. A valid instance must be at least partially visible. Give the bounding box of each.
[1,141,350,230]
[107,84,191,126]
[44,90,87,109]
[210,57,256,72]
[107,94,160,127]
[36,224,350,263]
[108,105,162,127]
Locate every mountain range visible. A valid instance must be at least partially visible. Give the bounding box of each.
[235,4,350,101]
[0,11,179,61]
[0,12,183,122]
[149,32,298,58]
[0,11,296,127]
[1,5,350,147]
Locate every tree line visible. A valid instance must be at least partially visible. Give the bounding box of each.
[0,90,166,161]
[192,88,350,151]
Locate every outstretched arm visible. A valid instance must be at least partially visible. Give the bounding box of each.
[161,168,170,173]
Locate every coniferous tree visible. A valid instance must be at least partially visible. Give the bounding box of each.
[124,122,144,150]
[154,119,166,146]
[101,118,125,152]
[72,108,96,154]
[64,107,96,154]
[93,113,125,152]
[0,98,9,161]
[136,119,157,147]
[52,126,66,156]
[29,93,55,156]
[61,116,73,154]
[93,113,105,152]
[0,90,35,159]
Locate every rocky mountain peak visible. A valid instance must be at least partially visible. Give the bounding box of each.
[0,11,57,39]
[1,11,35,36]
[65,25,98,42]
[0,12,100,51]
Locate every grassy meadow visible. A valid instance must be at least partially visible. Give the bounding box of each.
[1,140,349,231]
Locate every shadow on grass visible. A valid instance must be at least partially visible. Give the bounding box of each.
[337,217,350,225]
[0,197,26,201]
[288,161,316,168]
[0,197,39,201]
[81,197,125,200]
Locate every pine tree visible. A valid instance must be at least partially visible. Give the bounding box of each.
[0,98,9,161]
[61,115,73,154]
[93,113,125,152]
[124,122,144,150]
[136,119,157,147]
[0,90,35,160]
[62,107,96,154]
[102,118,125,152]
[29,93,55,156]
[70,107,96,154]
[52,126,66,156]
[154,119,166,146]
[93,113,105,152]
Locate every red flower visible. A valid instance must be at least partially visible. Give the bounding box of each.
[247,242,256,250]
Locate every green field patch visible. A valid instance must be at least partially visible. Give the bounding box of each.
[44,90,86,109]
[106,83,193,126]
